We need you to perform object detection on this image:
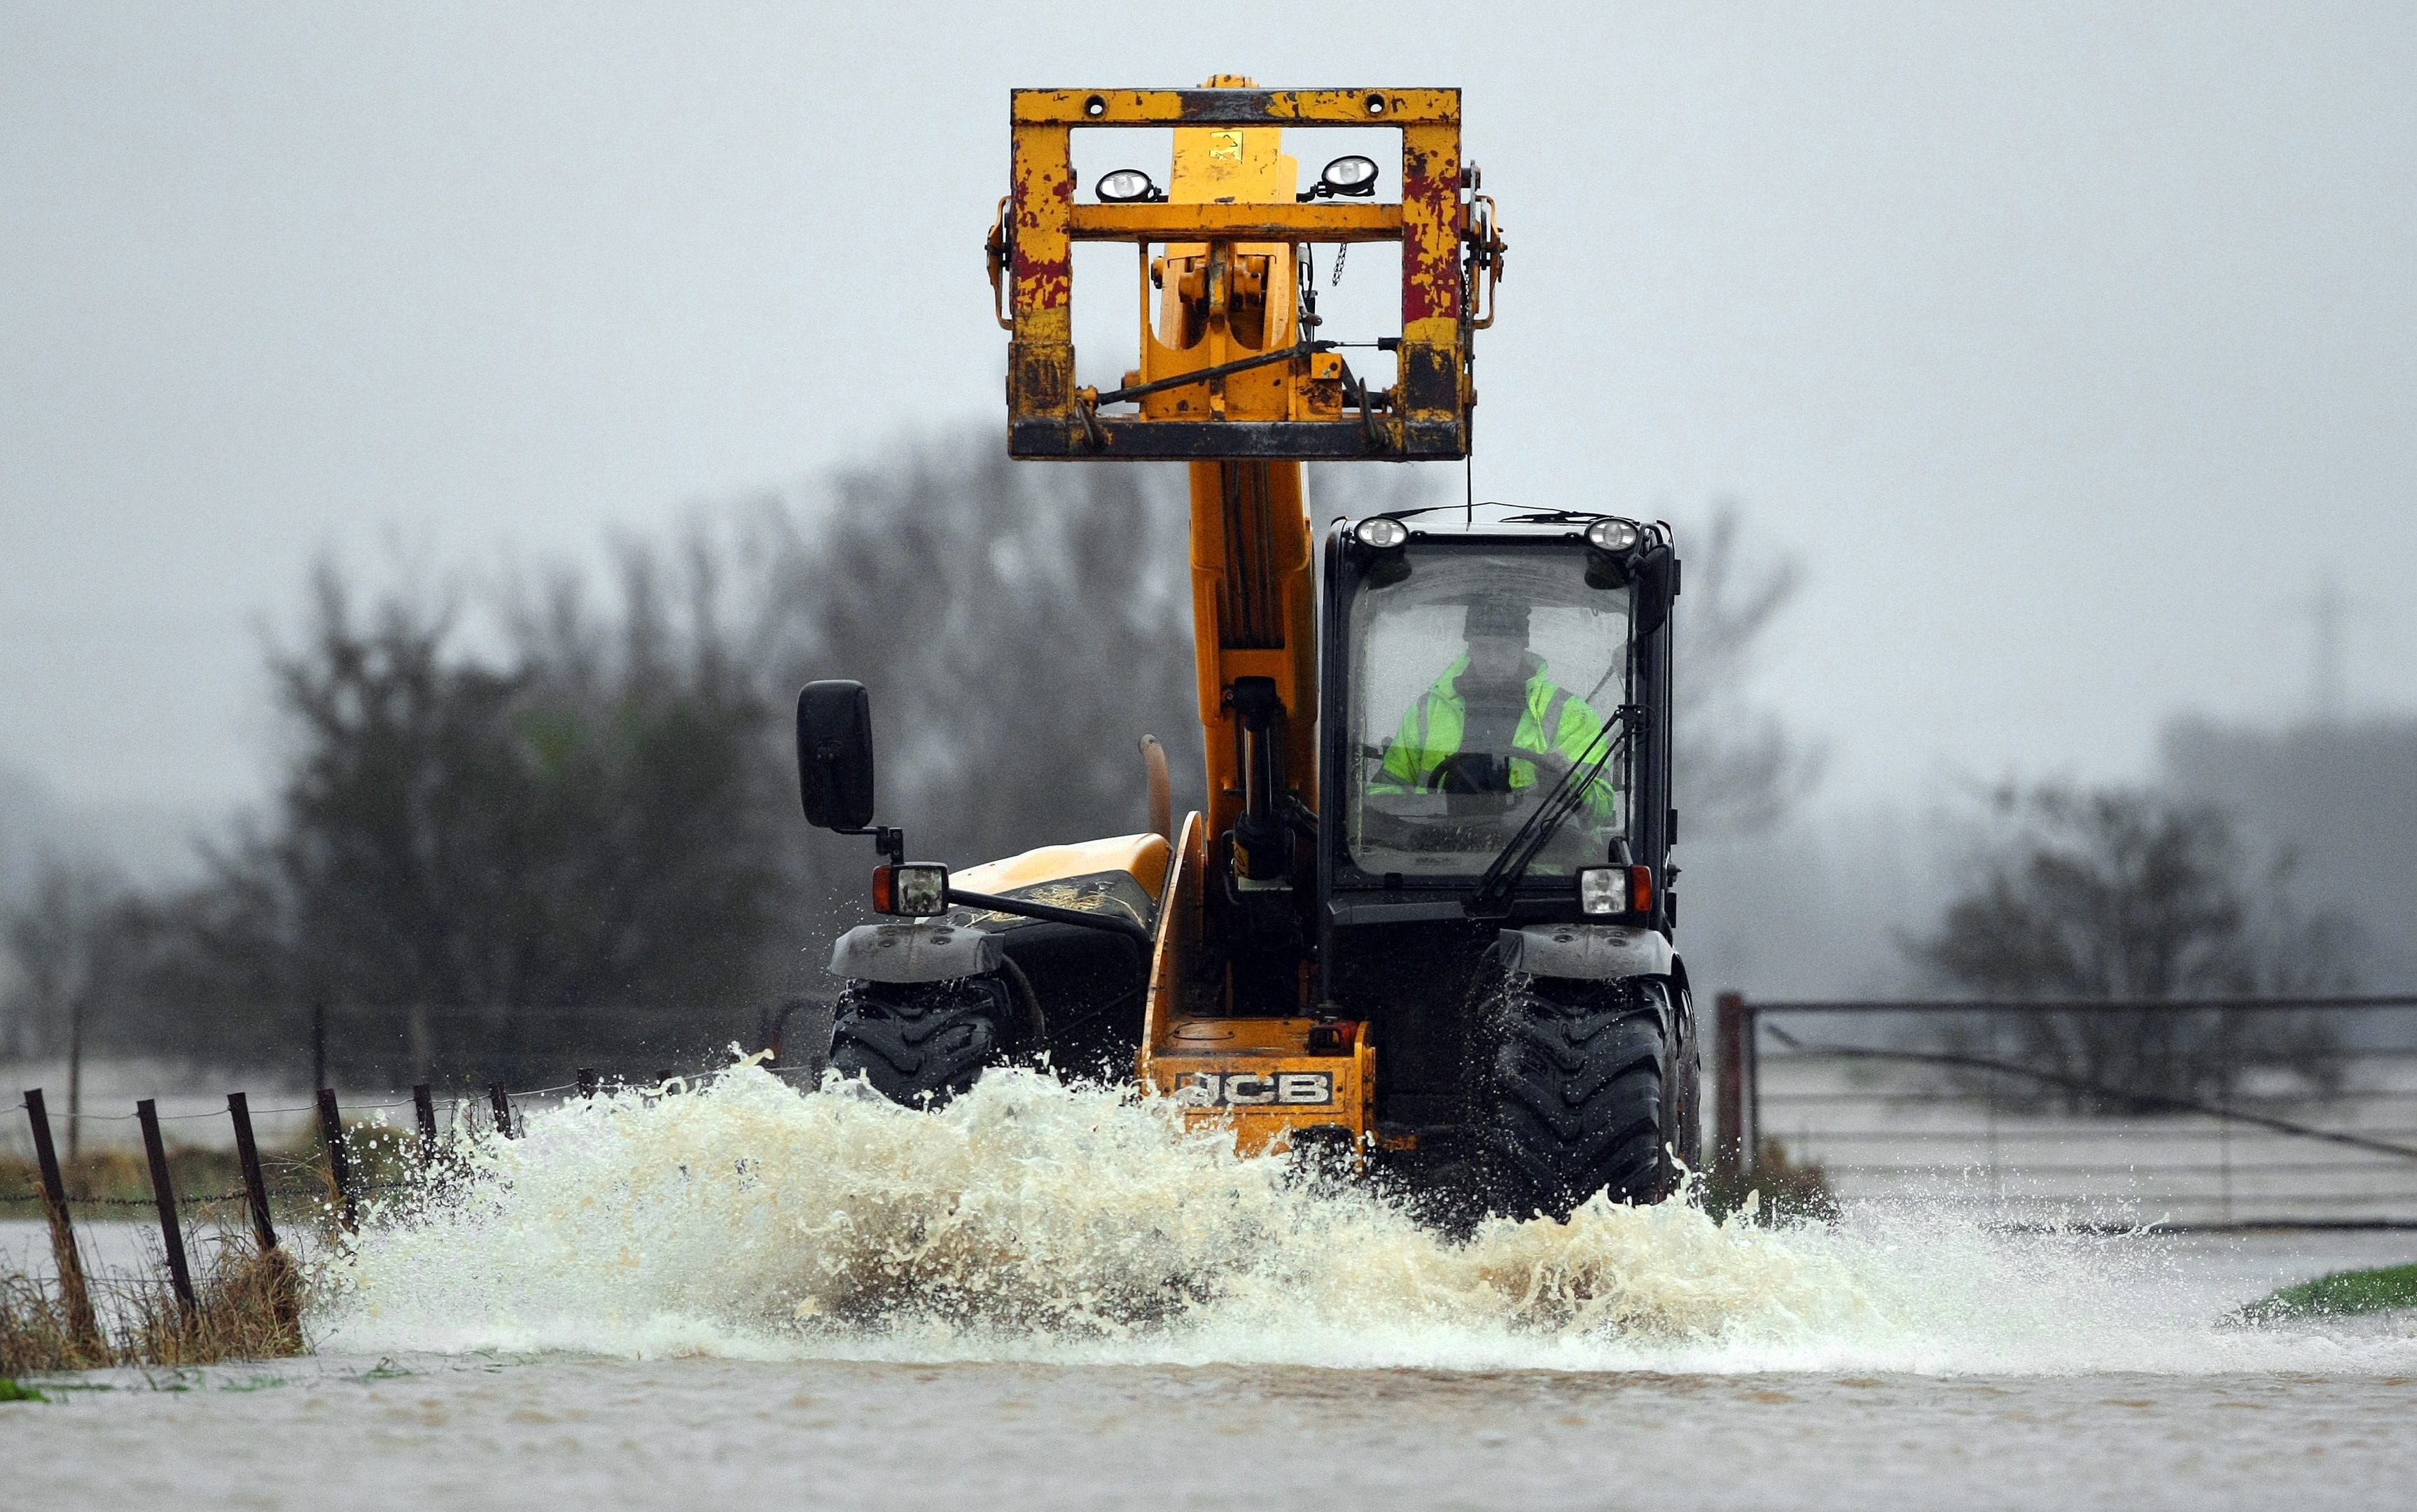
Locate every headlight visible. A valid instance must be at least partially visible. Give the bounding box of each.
[1316,155,1381,197]
[874,863,950,916]
[1354,517,1409,550]
[1096,169,1163,204]
[1586,519,1641,553]
[1580,864,1653,916]
[1578,867,1627,915]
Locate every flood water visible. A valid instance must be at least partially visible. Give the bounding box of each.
[8,1065,2416,1508]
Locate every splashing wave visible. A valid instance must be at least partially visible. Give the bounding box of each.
[316,1063,2415,1374]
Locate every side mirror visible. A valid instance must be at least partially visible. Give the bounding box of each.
[795,680,877,832]
[1631,546,1678,636]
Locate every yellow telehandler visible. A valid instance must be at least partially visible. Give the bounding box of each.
[793,79,1697,1218]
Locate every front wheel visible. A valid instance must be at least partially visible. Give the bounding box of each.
[826,966,1042,1109]
[1470,971,1691,1219]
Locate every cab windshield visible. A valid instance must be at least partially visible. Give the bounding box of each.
[1345,542,1632,881]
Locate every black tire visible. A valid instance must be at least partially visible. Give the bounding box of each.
[826,969,1038,1109]
[1470,969,1688,1219]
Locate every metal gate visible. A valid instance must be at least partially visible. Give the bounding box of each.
[1712,993,2417,1226]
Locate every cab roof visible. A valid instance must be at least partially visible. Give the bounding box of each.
[1339,503,1663,542]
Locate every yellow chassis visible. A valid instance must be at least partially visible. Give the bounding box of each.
[1135,813,1377,1153]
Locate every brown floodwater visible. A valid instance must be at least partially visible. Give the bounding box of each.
[8,1068,2415,1508]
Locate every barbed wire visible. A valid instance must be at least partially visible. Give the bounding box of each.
[6,1064,784,1127]
[4,1060,812,1172]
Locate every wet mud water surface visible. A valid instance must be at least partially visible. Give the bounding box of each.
[9,1066,2416,1508]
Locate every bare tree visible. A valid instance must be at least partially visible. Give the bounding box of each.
[746,442,1202,867]
[1909,783,2359,1110]
[1,856,132,1155]
[120,554,788,1086]
[1671,504,1822,837]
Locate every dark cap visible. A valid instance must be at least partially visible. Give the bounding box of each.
[1464,596,1531,640]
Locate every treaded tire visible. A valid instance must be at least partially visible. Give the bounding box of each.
[826,972,1030,1109]
[1666,983,1704,1176]
[1470,968,1685,1219]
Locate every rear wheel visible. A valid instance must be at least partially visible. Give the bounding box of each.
[1470,969,1689,1219]
[826,965,1041,1109]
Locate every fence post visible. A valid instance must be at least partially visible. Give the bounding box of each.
[316,1088,357,1231]
[137,1099,198,1320]
[1715,992,1747,1177]
[1743,998,1759,1166]
[489,1082,516,1139]
[23,1088,104,1358]
[412,1084,440,1166]
[226,1093,279,1256]
[576,1068,600,1099]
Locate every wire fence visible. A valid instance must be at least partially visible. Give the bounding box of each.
[1,1055,831,1217]
[1713,993,2417,1227]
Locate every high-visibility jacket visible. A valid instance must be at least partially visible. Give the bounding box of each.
[1371,654,1618,820]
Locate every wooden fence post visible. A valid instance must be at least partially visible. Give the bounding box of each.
[412,1084,439,1166]
[23,1088,104,1357]
[488,1082,516,1140]
[226,1093,279,1256]
[1715,992,1748,1178]
[316,1088,356,1231]
[136,1099,198,1320]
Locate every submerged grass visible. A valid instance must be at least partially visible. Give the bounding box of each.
[1,1235,307,1375]
[0,1114,431,1378]
[2238,1261,2417,1324]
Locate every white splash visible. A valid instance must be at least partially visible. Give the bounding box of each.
[314,1063,2417,1374]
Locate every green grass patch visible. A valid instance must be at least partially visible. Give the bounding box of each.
[2238,1261,2417,1323]
[0,1378,49,1403]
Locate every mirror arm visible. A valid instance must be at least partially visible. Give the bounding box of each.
[835,825,905,865]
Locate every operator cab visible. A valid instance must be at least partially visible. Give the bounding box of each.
[1346,545,1630,878]
[1318,504,1678,1135]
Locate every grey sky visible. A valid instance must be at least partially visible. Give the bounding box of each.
[4,2,2413,826]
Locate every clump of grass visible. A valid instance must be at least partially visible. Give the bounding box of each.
[2237,1261,2417,1324]
[123,1238,307,1366]
[0,1272,109,1375]
[1699,1138,1838,1223]
[0,1234,307,1373]
[0,1378,50,1402]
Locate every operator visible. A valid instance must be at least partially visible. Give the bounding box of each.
[1371,596,1618,820]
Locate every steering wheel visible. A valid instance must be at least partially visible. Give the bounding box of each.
[1428,752,1512,794]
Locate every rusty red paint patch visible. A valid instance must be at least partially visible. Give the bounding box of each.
[1009,175,1075,307]
[1398,157,1462,323]
[1015,260,1071,307]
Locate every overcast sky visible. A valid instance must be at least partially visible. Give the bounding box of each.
[4,1,2412,832]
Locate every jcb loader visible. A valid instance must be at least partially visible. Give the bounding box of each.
[793,81,1699,1219]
